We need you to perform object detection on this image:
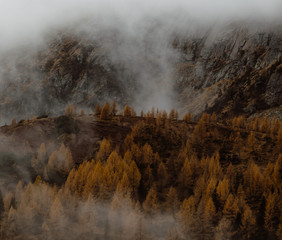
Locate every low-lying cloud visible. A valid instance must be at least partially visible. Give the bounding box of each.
[0,0,281,123]
[0,0,281,51]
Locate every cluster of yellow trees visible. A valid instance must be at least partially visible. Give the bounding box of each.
[31,143,74,183]
[1,105,281,240]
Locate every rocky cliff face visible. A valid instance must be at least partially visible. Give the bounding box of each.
[0,24,281,123]
[0,34,131,122]
[176,25,282,118]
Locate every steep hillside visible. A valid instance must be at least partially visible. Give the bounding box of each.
[176,26,282,118]
[0,110,281,240]
[0,24,281,124]
[0,110,280,187]
[0,2,281,239]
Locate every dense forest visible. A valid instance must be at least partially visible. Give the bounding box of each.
[0,102,281,240]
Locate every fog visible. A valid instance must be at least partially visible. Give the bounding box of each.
[0,2,280,239]
[1,0,281,51]
[0,0,281,123]
[0,181,180,240]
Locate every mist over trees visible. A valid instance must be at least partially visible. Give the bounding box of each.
[0,104,281,240]
[0,1,281,239]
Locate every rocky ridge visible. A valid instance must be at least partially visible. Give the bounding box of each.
[0,24,281,123]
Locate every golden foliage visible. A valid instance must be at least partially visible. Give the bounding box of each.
[100,101,110,120]
[123,105,132,117]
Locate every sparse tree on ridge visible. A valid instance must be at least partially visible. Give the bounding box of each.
[111,101,118,116]
[64,104,76,116]
[100,102,110,120]
[94,103,102,116]
[124,105,132,117]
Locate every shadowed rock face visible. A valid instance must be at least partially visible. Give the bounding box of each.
[0,34,130,123]
[0,24,281,123]
[176,26,282,118]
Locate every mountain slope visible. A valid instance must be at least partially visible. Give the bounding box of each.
[0,24,281,124]
[176,26,282,117]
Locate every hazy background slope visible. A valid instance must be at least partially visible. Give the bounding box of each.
[0,0,281,124]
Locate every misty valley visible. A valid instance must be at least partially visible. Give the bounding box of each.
[0,0,281,240]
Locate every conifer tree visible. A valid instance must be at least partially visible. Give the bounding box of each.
[200,113,210,123]
[3,206,17,239]
[247,131,258,153]
[64,104,76,116]
[111,101,118,116]
[232,132,244,158]
[65,168,77,194]
[96,138,111,162]
[109,190,128,240]
[49,196,65,238]
[178,196,196,237]
[208,152,223,179]
[169,109,175,121]
[260,117,270,133]
[142,144,154,166]
[271,118,280,136]
[178,158,194,198]
[210,112,217,123]
[100,165,114,200]
[175,111,179,121]
[205,197,216,219]
[201,197,216,239]
[156,112,163,129]
[264,193,279,233]
[215,217,236,240]
[243,161,264,200]
[157,162,168,191]
[241,204,256,239]
[117,173,131,196]
[127,160,141,198]
[84,160,104,198]
[133,215,147,240]
[225,163,236,192]
[205,178,217,198]
[183,113,193,122]
[193,176,207,203]
[100,101,110,120]
[216,177,230,206]
[192,120,206,143]
[94,103,102,116]
[162,110,168,120]
[223,194,239,221]
[15,181,23,205]
[32,143,48,175]
[232,115,245,129]
[47,144,74,175]
[149,107,155,118]
[143,187,159,217]
[166,187,180,218]
[252,117,260,131]
[124,105,132,117]
[131,108,137,117]
[143,166,154,192]
[123,150,133,165]
[107,150,121,177]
